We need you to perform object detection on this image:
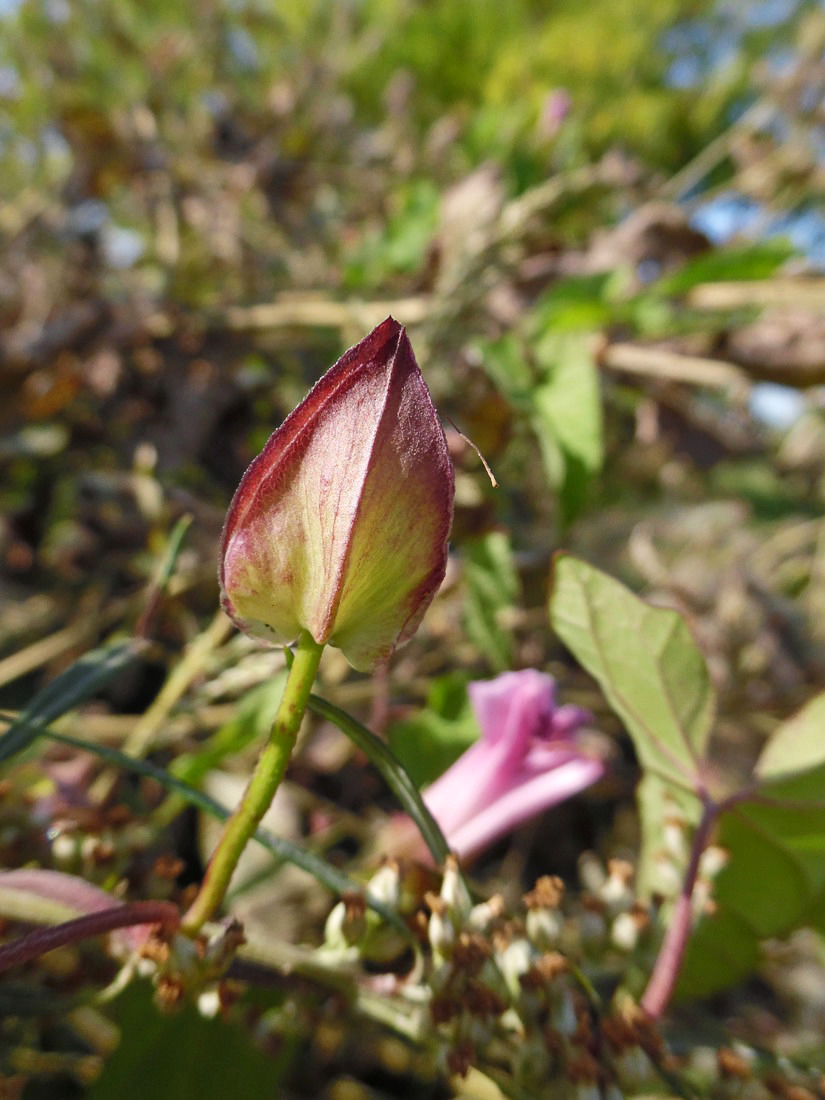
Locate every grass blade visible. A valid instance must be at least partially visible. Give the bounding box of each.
[307,691,451,865]
[0,641,139,764]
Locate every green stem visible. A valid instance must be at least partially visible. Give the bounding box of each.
[181,630,324,935]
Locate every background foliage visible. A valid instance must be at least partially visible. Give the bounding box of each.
[3,0,825,1095]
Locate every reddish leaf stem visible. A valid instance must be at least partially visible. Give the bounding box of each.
[640,801,718,1019]
[0,900,180,974]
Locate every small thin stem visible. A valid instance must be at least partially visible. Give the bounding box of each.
[641,801,718,1019]
[181,630,324,935]
[0,902,179,974]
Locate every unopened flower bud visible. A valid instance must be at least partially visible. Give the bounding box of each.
[663,814,688,863]
[440,855,471,920]
[220,318,454,671]
[610,911,640,952]
[600,858,634,915]
[324,892,367,951]
[698,844,729,880]
[427,896,455,960]
[526,905,564,950]
[468,894,505,933]
[197,987,222,1018]
[497,937,534,999]
[366,860,401,909]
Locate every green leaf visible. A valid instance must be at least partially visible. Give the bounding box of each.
[679,691,825,995]
[463,530,521,671]
[718,692,825,927]
[654,241,793,297]
[475,332,535,406]
[0,640,139,764]
[531,336,603,525]
[306,691,451,866]
[755,691,825,782]
[531,273,615,331]
[88,982,289,1100]
[549,555,715,791]
[476,330,603,524]
[342,178,439,287]
[716,807,813,936]
[676,906,761,1000]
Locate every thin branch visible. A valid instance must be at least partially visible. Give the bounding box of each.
[641,800,718,1019]
[599,341,749,392]
[687,278,825,311]
[0,901,179,974]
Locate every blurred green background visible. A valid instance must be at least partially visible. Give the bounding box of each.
[3,0,825,1095]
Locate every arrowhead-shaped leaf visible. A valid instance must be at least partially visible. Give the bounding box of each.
[550,557,825,999]
[549,555,715,791]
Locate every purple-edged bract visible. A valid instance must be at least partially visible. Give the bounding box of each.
[220,317,455,671]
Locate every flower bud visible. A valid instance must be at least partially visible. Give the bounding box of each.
[439,854,471,921]
[220,318,454,671]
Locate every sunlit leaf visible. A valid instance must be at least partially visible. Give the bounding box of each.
[532,336,603,525]
[549,555,714,790]
[755,691,825,782]
[654,241,793,296]
[531,274,615,331]
[463,531,520,671]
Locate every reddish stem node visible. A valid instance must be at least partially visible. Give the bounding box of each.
[640,802,718,1019]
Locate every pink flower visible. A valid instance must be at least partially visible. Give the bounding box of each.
[422,670,605,860]
[538,89,572,139]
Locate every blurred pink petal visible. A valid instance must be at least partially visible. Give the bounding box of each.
[421,670,605,860]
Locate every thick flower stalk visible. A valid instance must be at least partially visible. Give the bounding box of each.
[422,670,605,860]
[184,319,454,934]
[220,316,454,672]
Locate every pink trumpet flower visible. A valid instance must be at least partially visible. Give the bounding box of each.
[422,670,605,861]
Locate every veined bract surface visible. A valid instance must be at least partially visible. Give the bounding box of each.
[220,317,454,671]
